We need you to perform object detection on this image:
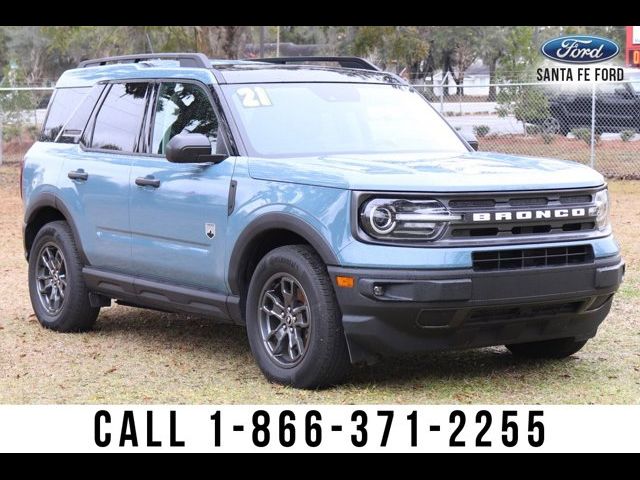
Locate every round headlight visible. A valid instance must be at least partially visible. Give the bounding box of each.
[592,189,610,231]
[369,205,396,234]
[359,197,461,241]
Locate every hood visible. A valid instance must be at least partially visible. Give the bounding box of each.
[247,151,605,192]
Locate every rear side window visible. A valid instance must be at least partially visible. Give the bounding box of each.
[57,84,105,144]
[90,82,149,152]
[40,87,91,142]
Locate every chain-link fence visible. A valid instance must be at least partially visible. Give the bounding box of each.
[415,78,640,179]
[2,81,640,179]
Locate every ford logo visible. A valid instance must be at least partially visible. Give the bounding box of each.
[541,35,619,64]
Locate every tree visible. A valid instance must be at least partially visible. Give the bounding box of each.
[0,65,38,143]
[4,26,58,83]
[351,26,428,78]
[478,27,510,101]
[495,26,538,82]
[194,26,249,58]
[0,28,8,78]
[425,26,483,95]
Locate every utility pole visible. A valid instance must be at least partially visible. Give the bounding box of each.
[259,26,265,57]
[276,26,280,57]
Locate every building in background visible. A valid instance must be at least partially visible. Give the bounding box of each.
[626,26,640,67]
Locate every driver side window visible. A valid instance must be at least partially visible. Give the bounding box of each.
[152,82,220,155]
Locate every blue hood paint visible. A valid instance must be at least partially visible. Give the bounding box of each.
[247,151,604,192]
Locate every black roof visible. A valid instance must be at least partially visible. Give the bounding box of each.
[76,53,401,85]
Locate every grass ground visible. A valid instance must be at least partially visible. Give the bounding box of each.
[0,158,638,404]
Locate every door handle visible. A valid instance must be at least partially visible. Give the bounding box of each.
[68,169,88,181]
[135,176,161,188]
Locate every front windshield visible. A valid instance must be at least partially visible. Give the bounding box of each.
[222,82,467,157]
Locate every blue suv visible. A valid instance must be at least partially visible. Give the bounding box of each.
[21,53,625,388]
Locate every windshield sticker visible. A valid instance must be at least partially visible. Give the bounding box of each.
[237,87,272,107]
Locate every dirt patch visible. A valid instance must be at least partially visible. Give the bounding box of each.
[0,162,638,404]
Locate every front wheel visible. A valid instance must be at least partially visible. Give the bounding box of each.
[28,221,100,332]
[541,116,569,136]
[506,338,588,359]
[245,245,351,389]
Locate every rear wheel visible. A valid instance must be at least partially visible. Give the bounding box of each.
[506,338,588,359]
[246,245,351,388]
[28,221,99,332]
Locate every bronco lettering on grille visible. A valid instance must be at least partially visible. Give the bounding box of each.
[472,208,589,222]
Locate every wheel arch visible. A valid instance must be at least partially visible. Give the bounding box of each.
[227,213,340,299]
[23,193,88,264]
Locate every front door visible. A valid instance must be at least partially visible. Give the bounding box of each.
[129,81,233,292]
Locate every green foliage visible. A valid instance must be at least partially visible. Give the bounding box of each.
[497,86,550,132]
[0,66,37,139]
[571,128,600,145]
[473,125,490,137]
[526,125,542,135]
[620,129,636,142]
[1,123,21,143]
[541,132,555,144]
[495,27,539,82]
[0,27,8,74]
[352,26,428,74]
[513,88,549,124]
[0,25,628,87]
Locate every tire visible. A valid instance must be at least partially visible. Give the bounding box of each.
[506,338,588,359]
[28,221,99,332]
[245,245,351,388]
[541,116,569,136]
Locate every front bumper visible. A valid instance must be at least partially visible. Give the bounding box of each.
[328,255,624,364]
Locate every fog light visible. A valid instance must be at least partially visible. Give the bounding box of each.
[373,285,385,296]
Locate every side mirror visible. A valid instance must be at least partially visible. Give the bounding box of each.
[165,133,227,164]
[461,131,479,151]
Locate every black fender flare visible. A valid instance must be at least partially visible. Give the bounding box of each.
[227,212,340,295]
[23,192,89,264]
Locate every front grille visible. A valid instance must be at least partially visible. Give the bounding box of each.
[560,195,592,204]
[467,300,583,323]
[415,295,609,329]
[472,245,594,271]
[509,197,547,206]
[440,188,600,243]
[449,199,496,208]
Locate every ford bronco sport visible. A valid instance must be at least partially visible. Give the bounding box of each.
[21,53,624,388]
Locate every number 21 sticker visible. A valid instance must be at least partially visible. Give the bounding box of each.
[237,87,272,107]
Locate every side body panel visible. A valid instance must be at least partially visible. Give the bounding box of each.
[129,157,236,290]
[22,143,133,272]
[58,147,133,272]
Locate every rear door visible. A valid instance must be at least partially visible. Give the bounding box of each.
[62,82,150,273]
[129,80,234,292]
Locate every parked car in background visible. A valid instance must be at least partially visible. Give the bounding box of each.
[540,69,640,135]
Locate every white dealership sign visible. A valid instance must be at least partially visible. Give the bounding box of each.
[0,405,638,452]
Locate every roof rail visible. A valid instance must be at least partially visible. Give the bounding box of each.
[251,56,380,71]
[78,53,210,69]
